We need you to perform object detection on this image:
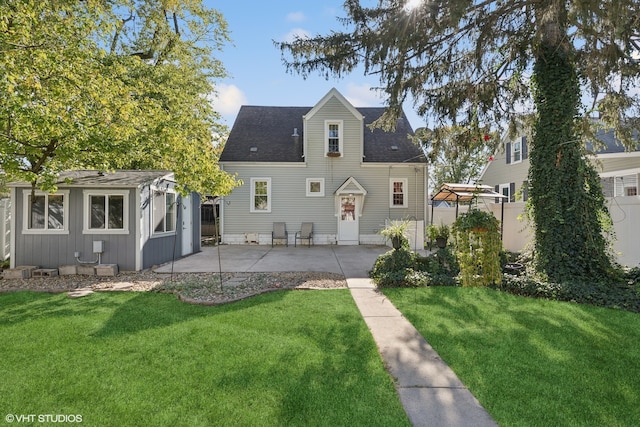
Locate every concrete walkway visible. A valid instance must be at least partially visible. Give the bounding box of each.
[155,245,497,427]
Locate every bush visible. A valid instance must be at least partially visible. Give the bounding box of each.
[498,274,640,313]
[370,248,459,288]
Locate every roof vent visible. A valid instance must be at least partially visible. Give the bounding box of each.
[250,146,258,152]
[390,145,399,151]
[292,128,299,137]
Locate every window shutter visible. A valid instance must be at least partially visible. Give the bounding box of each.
[522,136,528,160]
[495,185,500,203]
[506,142,511,164]
[510,182,516,202]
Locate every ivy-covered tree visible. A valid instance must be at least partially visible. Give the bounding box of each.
[278,0,640,281]
[0,0,238,196]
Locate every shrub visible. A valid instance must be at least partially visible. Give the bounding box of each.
[498,274,640,313]
[370,248,459,288]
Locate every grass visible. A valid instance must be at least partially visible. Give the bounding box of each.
[382,286,640,426]
[0,290,410,427]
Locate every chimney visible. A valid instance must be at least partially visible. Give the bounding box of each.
[292,127,303,158]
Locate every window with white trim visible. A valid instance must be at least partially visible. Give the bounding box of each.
[22,190,69,234]
[251,178,271,212]
[513,140,522,163]
[306,178,325,197]
[390,179,408,208]
[325,120,343,156]
[152,189,176,234]
[83,190,129,234]
[499,183,511,203]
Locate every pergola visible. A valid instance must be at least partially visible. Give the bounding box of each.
[430,183,508,236]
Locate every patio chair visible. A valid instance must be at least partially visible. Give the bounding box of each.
[295,222,313,247]
[271,222,288,247]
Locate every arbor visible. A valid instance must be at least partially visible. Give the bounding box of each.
[278,0,640,281]
[0,0,237,195]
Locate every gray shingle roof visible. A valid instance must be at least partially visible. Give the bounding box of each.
[220,105,425,163]
[587,129,640,154]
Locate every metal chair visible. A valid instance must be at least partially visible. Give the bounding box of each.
[295,222,313,247]
[271,222,288,247]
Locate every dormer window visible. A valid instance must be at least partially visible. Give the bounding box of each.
[325,120,343,157]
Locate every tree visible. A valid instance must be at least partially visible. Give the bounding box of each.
[278,0,640,281]
[418,125,498,192]
[0,0,238,196]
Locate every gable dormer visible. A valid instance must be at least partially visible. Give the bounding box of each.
[303,88,364,159]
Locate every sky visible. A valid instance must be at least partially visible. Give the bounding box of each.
[206,0,426,131]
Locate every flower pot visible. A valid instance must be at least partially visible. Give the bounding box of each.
[391,236,402,250]
[471,227,488,233]
[436,237,447,248]
[326,151,341,157]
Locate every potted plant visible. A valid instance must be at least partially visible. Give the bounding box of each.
[380,219,409,250]
[454,208,499,234]
[427,223,450,248]
[452,209,502,287]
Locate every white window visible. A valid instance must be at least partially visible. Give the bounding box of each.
[390,179,408,208]
[325,120,343,156]
[22,190,69,234]
[306,178,325,197]
[499,183,511,203]
[152,189,176,235]
[251,178,271,212]
[83,190,129,234]
[513,140,522,163]
[614,174,638,197]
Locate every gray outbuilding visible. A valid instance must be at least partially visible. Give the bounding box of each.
[8,170,200,271]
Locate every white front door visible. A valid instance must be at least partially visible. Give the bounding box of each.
[338,195,359,245]
[181,195,193,256]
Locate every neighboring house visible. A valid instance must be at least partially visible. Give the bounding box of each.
[477,128,640,266]
[479,128,639,202]
[218,88,427,249]
[8,170,200,271]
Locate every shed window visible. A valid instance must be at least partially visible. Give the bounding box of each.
[83,190,129,234]
[22,190,69,234]
[153,190,176,234]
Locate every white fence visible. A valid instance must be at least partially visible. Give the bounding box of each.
[0,198,10,261]
[432,197,640,267]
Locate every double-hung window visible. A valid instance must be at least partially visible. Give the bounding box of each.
[250,178,271,212]
[22,190,69,234]
[390,179,408,208]
[513,140,522,163]
[153,189,176,235]
[83,190,129,234]
[325,120,343,156]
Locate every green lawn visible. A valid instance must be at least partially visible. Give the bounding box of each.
[382,287,640,427]
[0,290,410,427]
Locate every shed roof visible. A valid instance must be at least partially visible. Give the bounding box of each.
[9,170,174,188]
